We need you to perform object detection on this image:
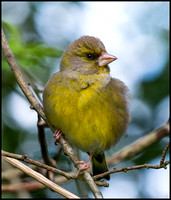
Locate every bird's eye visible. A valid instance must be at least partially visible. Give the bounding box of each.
[86,53,95,60]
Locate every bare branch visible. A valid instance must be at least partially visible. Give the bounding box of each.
[94,181,109,187]
[2,178,109,194]
[37,115,56,167]
[160,142,170,165]
[94,141,170,180]
[2,156,80,198]
[1,150,75,180]
[2,181,44,193]
[1,28,45,120]
[93,161,170,181]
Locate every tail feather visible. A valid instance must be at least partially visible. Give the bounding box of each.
[92,152,110,180]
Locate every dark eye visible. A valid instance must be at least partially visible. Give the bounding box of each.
[86,53,95,60]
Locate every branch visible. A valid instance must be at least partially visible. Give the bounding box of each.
[93,161,170,181]
[107,120,169,166]
[2,156,79,199]
[37,116,56,168]
[2,167,76,185]
[1,150,76,180]
[1,28,103,198]
[1,28,45,120]
[2,150,109,189]
[94,142,170,180]
[2,179,109,194]
[160,142,170,165]
[2,181,45,193]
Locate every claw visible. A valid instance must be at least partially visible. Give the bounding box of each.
[76,154,93,177]
[54,130,62,145]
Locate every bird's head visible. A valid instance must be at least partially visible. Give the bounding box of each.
[60,36,117,75]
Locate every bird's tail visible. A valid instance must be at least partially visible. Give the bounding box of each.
[92,152,110,180]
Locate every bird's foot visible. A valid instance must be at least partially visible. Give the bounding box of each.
[54,129,62,145]
[75,154,93,177]
[76,160,91,170]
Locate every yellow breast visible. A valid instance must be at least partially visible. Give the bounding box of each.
[43,71,129,154]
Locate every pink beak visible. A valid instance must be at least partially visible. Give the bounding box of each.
[98,52,117,66]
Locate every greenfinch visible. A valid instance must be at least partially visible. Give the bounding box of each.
[43,36,129,180]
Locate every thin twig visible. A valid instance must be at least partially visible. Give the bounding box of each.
[37,115,56,167]
[2,156,79,199]
[2,150,110,188]
[1,150,75,180]
[94,181,109,187]
[37,115,56,181]
[160,142,170,165]
[2,178,108,194]
[2,181,44,193]
[94,140,170,180]
[93,161,170,181]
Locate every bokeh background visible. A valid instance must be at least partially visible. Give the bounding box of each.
[2,1,169,198]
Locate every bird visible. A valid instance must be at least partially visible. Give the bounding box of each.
[43,36,130,180]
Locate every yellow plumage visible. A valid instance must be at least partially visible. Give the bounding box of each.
[43,36,129,180]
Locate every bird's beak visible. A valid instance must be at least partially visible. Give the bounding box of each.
[98,52,117,66]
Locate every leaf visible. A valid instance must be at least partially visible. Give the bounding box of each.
[2,22,63,69]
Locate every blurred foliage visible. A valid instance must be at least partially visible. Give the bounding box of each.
[141,61,169,107]
[2,22,63,152]
[1,2,169,198]
[2,22,63,85]
[2,125,22,152]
